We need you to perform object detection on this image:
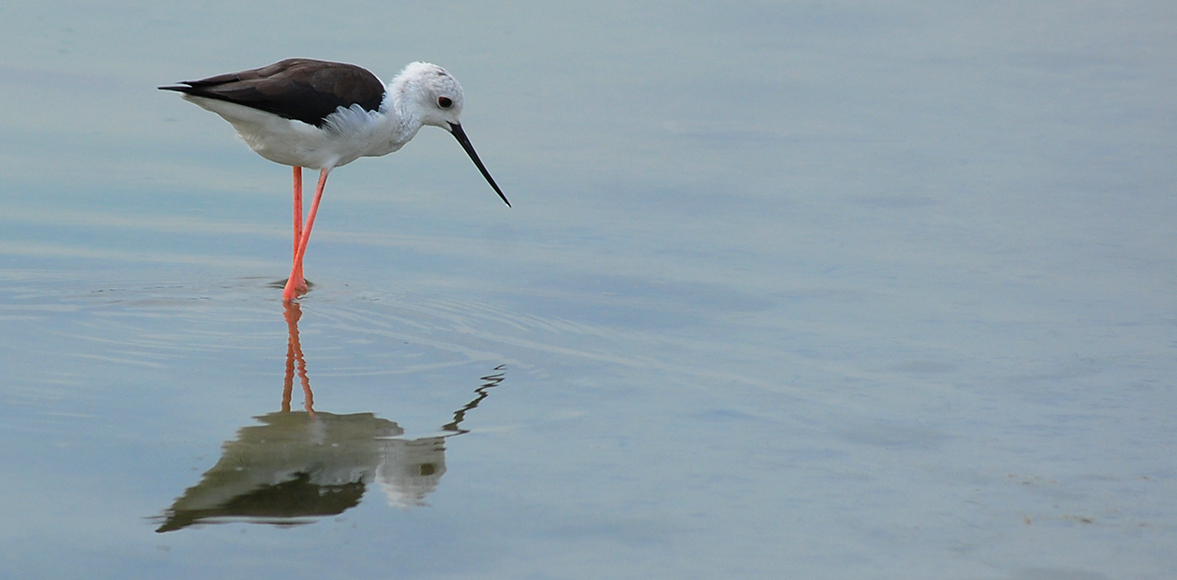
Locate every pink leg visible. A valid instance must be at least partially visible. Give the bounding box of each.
[282,167,331,302]
[284,167,307,300]
[292,166,303,262]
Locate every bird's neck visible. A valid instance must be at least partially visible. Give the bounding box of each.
[385,81,425,146]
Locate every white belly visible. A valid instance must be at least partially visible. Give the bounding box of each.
[182,95,404,170]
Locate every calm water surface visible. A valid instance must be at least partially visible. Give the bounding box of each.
[2,2,1176,579]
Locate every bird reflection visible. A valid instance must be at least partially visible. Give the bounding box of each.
[154,302,506,533]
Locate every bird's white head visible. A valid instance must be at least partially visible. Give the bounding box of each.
[392,62,466,131]
[389,61,510,207]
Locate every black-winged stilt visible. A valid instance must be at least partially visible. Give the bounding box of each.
[160,58,509,302]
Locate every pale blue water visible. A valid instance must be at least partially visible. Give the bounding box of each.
[2,2,1176,578]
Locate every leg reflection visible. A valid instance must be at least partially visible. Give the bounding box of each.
[282,302,314,417]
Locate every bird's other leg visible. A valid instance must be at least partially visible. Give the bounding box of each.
[293,166,303,263]
[283,167,331,302]
[283,166,309,301]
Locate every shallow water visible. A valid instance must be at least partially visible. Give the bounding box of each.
[2,1,1176,578]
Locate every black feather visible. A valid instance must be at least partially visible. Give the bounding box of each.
[159,58,386,128]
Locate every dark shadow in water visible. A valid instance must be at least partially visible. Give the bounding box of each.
[154,302,506,533]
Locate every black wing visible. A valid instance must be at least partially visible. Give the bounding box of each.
[159,58,386,128]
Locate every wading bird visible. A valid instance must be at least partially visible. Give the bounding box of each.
[161,58,509,301]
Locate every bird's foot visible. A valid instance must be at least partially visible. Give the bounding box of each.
[281,275,309,302]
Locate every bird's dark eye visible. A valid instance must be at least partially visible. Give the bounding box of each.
[438,96,453,109]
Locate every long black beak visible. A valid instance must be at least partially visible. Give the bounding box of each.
[450,123,510,207]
